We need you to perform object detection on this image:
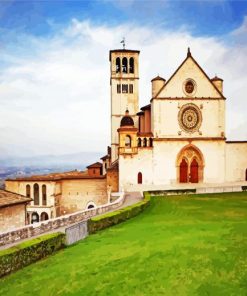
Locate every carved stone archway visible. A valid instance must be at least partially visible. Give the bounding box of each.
[176,144,204,183]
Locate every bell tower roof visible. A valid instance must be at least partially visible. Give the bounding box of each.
[109,49,140,61]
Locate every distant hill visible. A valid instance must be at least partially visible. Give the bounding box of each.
[0,151,103,168]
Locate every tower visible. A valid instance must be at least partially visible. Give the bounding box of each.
[109,48,140,162]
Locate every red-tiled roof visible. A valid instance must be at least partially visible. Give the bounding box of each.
[137,132,154,137]
[87,162,102,169]
[0,190,32,208]
[6,170,106,181]
[101,154,110,161]
[140,104,151,111]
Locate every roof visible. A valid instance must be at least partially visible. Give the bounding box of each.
[6,170,105,182]
[87,162,103,169]
[120,115,134,127]
[120,109,134,127]
[137,111,144,116]
[140,104,151,111]
[100,154,110,161]
[226,141,247,144]
[154,48,226,100]
[109,49,140,60]
[151,75,166,82]
[211,75,223,82]
[137,132,154,137]
[0,190,32,209]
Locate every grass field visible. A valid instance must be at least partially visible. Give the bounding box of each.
[1,192,247,296]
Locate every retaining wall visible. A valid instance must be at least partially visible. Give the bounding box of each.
[0,193,124,247]
[65,221,88,246]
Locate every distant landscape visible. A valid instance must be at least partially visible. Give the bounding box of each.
[0,151,102,188]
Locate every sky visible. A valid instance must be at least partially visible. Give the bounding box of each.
[0,0,247,158]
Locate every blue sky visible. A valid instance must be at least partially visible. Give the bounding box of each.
[1,1,247,37]
[0,1,246,158]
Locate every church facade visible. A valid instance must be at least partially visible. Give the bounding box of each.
[110,48,247,191]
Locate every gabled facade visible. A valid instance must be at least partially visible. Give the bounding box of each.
[111,48,247,191]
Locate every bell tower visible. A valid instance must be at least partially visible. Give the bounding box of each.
[109,47,140,162]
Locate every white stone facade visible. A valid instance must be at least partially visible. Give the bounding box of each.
[112,48,247,191]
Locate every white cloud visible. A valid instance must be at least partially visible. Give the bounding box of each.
[0,19,246,158]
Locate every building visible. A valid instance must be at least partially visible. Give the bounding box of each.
[0,190,31,232]
[4,46,247,226]
[110,47,247,191]
[5,159,109,223]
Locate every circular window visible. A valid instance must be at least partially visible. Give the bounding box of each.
[178,103,202,133]
[183,79,196,96]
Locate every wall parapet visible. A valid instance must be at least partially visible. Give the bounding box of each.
[0,192,125,247]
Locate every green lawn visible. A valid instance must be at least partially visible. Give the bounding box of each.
[1,192,247,296]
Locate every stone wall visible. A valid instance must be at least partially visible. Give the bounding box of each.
[58,178,107,215]
[225,143,247,182]
[107,167,119,192]
[0,204,26,233]
[0,193,124,247]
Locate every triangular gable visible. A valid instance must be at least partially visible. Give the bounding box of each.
[155,50,225,99]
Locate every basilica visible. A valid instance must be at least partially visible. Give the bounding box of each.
[110,47,247,191]
[4,47,247,225]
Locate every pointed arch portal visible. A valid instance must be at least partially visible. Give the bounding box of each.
[177,145,204,184]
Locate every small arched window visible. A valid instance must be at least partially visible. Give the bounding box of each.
[129,57,134,73]
[143,138,147,147]
[26,185,31,198]
[149,138,153,147]
[246,168,247,181]
[138,138,142,147]
[125,135,131,148]
[42,185,47,206]
[116,57,121,73]
[138,172,142,184]
[41,212,49,221]
[33,183,39,206]
[122,57,128,73]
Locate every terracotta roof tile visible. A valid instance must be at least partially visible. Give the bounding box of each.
[6,170,106,181]
[86,162,102,169]
[0,190,32,208]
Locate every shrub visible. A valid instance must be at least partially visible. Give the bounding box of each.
[88,192,150,234]
[148,189,196,196]
[0,232,65,278]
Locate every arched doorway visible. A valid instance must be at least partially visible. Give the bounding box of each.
[179,158,188,183]
[41,212,49,221]
[86,202,96,210]
[190,158,199,183]
[245,168,247,181]
[177,145,204,184]
[31,212,39,224]
[138,172,142,184]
